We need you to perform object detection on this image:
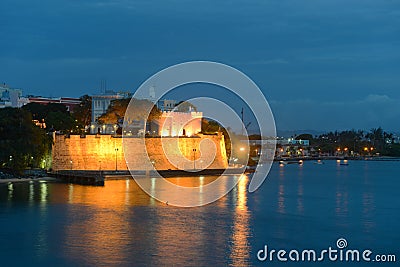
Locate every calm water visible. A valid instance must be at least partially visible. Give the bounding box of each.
[1,161,399,266]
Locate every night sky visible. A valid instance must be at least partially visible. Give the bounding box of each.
[1,0,399,132]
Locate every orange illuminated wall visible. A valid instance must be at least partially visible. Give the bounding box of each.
[51,134,227,171]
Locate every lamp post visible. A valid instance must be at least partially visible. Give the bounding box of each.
[192,148,197,170]
[115,148,119,172]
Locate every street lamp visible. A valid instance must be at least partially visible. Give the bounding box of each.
[192,148,197,170]
[115,148,119,171]
[70,160,73,171]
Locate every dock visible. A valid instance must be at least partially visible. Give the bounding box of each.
[48,171,105,186]
[48,168,247,185]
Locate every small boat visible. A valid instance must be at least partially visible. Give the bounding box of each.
[280,160,303,165]
[313,160,324,165]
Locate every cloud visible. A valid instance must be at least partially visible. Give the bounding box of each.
[270,94,400,132]
[243,59,289,65]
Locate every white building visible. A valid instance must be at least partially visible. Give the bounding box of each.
[91,90,131,123]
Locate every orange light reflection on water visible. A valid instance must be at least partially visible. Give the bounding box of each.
[50,176,251,266]
[229,175,251,266]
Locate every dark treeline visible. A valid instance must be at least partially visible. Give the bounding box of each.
[0,95,91,173]
[297,127,400,156]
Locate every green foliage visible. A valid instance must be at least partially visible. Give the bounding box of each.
[295,134,313,141]
[22,102,77,132]
[385,144,400,157]
[47,111,75,131]
[314,127,397,156]
[99,98,161,125]
[201,118,232,159]
[201,119,220,133]
[73,95,92,127]
[0,108,52,173]
[175,101,197,112]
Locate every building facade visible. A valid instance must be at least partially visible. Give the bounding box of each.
[91,90,131,123]
[0,84,24,108]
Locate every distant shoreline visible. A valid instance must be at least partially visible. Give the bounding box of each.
[0,177,57,184]
[274,156,400,161]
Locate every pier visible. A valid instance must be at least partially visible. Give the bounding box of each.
[49,171,105,186]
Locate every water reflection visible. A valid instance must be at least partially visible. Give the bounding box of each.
[7,183,13,201]
[0,161,398,266]
[63,179,138,266]
[278,167,286,214]
[37,182,49,260]
[229,175,251,266]
[297,175,304,215]
[362,174,376,234]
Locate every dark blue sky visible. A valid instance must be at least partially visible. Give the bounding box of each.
[1,0,399,131]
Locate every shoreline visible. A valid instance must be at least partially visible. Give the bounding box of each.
[0,177,58,184]
[2,157,399,184]
[273,156,400,161]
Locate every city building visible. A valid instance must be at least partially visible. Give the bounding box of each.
[28,96,81,111]
[0,83,24,108]
[158,99,177,112]
[91,90,131,123]
[89,90,131,134]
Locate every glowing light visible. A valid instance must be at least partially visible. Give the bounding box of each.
[370,147,374,151]
[364,147,368,151]
[239,147,245,151]
[344,147,348,151]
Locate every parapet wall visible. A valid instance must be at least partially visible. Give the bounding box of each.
[51,134,228,171]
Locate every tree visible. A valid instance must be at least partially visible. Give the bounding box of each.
[22,102,77,132]
[295,134,313,141]
[201,118,232,159]
[98,98,161,125]
[201,118,220,134]
[73,95,92,127]
[0,108,52,173]
[175,101,197,112]
[365,127,384,152]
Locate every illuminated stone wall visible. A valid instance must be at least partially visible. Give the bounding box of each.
[51,134,228,171]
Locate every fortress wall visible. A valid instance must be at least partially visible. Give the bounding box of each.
[51,134,228,171]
